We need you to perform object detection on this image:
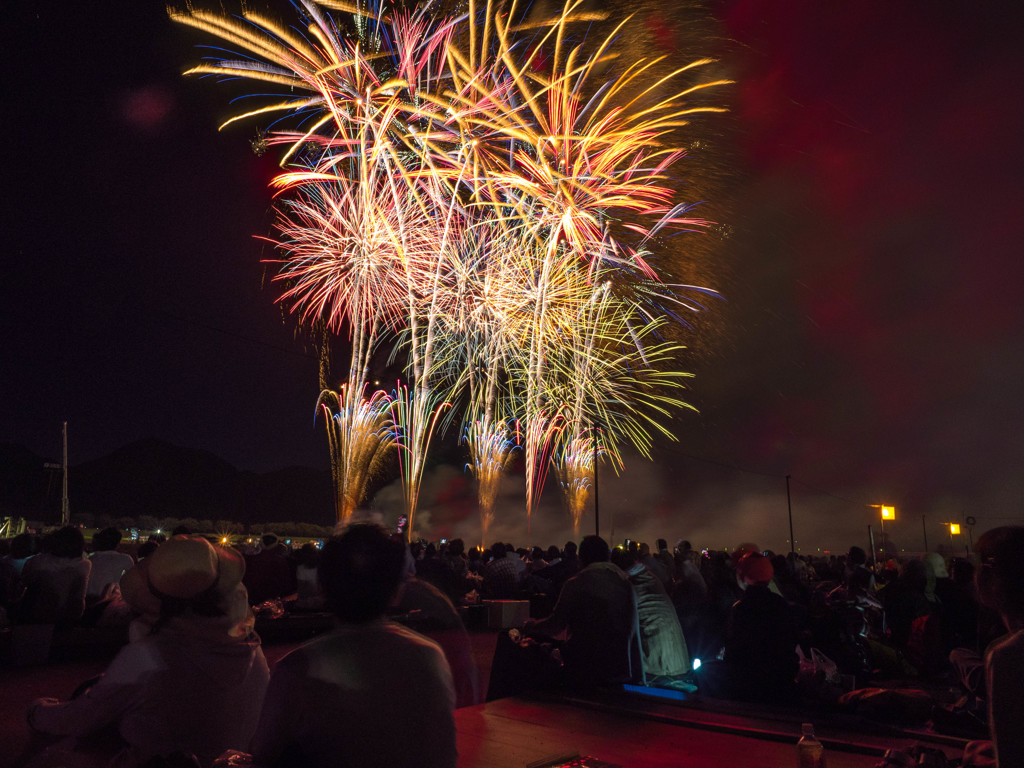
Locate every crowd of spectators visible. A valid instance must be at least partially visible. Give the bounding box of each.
[1,523,1022,767]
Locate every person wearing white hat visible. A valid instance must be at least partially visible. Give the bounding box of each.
[26,535,270,767]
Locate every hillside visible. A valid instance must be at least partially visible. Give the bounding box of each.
[0,439,333,526]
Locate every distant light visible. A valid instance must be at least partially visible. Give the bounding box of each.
[692,658,702,670]
[156,529,162,534]
[881,506,895,520]
[950,523,960,535]
[222,537,228,544]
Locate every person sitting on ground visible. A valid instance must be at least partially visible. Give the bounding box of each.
[944,557,980,652]
[879,557,933,650]
[251,524,456,768]
[697,551,799,704]
[291,542,322,605]
[393,544,480,709]
[440,538,470,598]
[654,539,676,584]
[86,527,134,601]
[26,535,269,768]
[532,545,574,598]
[243,533,295,606]
[18,526,92,627]
[962,526,1024,768]
[615,547,691,681]
[134,540,159,561]
[0,539,21,628]
[641,541,672,590]
[6,532,39,574]
[523,535,639,687]
[466,545,484,574]
[844,546,875,593]
[481,542,525,599]
[671,547,712,660]
[561,540,580,574]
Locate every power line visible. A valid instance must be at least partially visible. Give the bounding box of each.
[662,443,877,509]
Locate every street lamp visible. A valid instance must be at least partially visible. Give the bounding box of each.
[945,522,960,552]
[873,505,895,559]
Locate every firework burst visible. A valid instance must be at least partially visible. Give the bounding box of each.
[462,417,520,546]
[174,0,730,540]
[316,386,396,526]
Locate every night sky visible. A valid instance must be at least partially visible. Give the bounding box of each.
[4,1,1023,552]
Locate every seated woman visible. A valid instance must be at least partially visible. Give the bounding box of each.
[26,536,270,768]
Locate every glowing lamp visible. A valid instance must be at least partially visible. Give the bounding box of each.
[950,523,960,535]
[881,506,895,520]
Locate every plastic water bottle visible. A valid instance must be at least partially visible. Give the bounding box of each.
[797,723,826,768]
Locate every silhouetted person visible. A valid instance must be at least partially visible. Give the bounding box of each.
[243,533,294,605]
[251,524,456,768]
[27,535,268,767]
[524,535,638,686]
[87,526,134,599]
[618,547,690,679]
[481,542,524,598]
[880,558,932,649]
[19,526,91,626]
[697,552,799,704]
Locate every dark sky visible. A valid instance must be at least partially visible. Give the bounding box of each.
[4,1,1023,552]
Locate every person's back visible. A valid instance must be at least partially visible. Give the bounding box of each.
[251,525,456,768]
[87,527,135,598]
[727,582,798,681]
[626,557,691,678]
[19,526,91,625]
[394,574,480,708]
[28,536,269,766]
[481,543,521,599]
[32,613,268,765]
[244,534,294,604]
[708,552,799,703]
[642,547,672,590]
[253,621,455,767]
[526,536,637,686]
[881,558,932,648]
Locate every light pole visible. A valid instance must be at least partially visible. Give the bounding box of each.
[947,522,960,553]
[872,505,895,560]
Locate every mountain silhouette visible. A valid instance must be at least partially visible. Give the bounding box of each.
[0,439,333,526]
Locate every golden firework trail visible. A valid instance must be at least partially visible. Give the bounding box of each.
[173,0,729,539]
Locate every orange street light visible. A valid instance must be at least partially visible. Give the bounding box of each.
[871,505,896,558]
[949,523,960,535]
